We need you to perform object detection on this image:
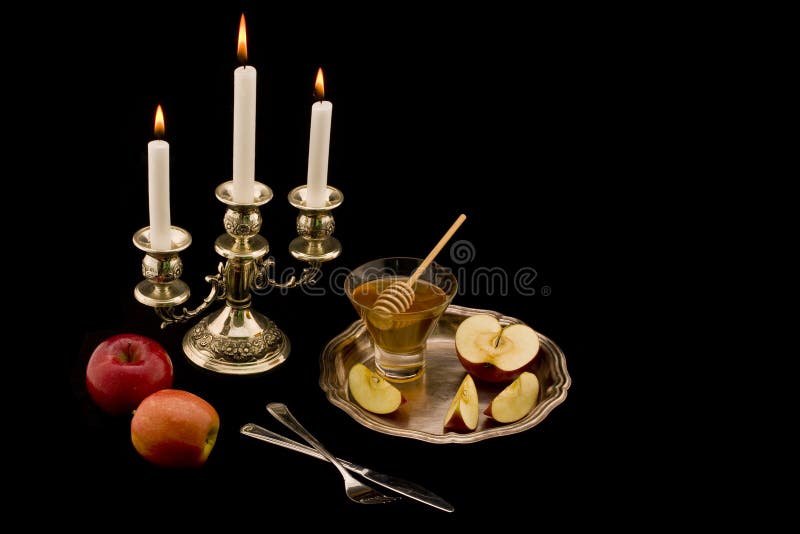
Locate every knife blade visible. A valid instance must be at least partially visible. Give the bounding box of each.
[240,423,454,513]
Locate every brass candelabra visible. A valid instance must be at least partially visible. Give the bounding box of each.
[132,181,342,375]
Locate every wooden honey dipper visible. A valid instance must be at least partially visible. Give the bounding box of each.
[372,214,467,314]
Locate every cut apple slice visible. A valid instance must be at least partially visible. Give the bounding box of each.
[455,314,540,383]
[443,374,479,432]
[348,363,404,414]
[484,371,540,423]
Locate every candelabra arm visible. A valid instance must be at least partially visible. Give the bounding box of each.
[155,263,227,328]
[253,257,321,290]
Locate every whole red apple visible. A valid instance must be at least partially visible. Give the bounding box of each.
[131,389,220,468]
[85,333,174,416]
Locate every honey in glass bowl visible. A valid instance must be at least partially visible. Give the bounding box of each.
[345,258,457,382]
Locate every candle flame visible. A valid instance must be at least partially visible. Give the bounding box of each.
[154,105,165,138]
[314,68,325,101]
[237,14,248,65]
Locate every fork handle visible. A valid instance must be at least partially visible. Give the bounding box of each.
[266,403,351,479]
[241,423,330,463]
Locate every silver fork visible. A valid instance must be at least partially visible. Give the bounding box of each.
[266,403,398,505]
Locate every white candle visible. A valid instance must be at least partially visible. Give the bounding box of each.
[148,105,171,250]
[306,68,332,208]
[232,14,256,203]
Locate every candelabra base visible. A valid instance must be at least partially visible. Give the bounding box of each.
[182,304,290,375]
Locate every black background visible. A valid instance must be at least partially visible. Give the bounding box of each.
[38,2,639,525]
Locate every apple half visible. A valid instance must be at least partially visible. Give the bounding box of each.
[443,374,479,432]
[484,371,540,423]
[455,314,540,383]
[348,363,404,414]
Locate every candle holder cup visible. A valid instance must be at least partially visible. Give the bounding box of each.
[132,181,342,375]
[133,226,192,308]
[288,185,342,262]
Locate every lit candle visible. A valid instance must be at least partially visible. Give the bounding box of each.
[306,68,332,208]
[148,104,171,250]
[232,13,256,203]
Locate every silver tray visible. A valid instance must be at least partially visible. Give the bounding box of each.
[319,304,571,444]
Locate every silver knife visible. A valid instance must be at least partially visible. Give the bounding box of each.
[240,423,454,513]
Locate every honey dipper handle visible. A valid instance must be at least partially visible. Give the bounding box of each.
[408,214,467,285]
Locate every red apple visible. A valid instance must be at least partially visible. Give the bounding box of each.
[455,314,540,383]
[443,374,479,432]
[86,333,174,415]
[484,371,540,423]
[131,389,220,468]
